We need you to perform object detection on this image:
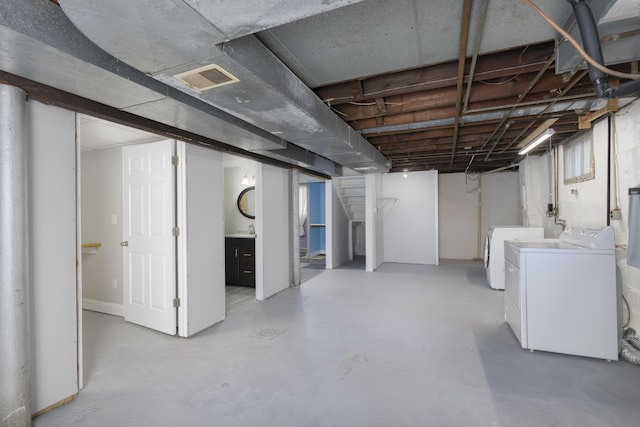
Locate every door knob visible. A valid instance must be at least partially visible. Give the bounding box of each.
[120,241,129,247]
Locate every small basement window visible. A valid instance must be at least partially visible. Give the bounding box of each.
[563,132,594,184]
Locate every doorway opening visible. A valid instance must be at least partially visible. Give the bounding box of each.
[223,153,258,311]
[299,175,327,283]
[78,114,168,386]
[78,113,230,384]
[348,220,366,269]
[333,174,367,271]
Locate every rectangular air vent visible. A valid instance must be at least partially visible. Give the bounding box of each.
[173,64,239,91]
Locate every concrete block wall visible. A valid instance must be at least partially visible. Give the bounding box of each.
[609,100,640,333]
[519,99,640,333]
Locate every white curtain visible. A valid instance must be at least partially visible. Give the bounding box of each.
[299,185,308,236]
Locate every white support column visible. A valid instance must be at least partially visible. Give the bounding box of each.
[290,169,300,286]
[0,84,31,426]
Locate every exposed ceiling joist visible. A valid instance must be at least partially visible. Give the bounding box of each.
[6,0,640,175]
[450,0,474,166]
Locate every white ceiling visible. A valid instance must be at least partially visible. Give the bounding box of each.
[79,114,163,151]
[258,0,573,87]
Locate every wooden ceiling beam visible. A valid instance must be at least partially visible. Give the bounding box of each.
[365,113,579,145]
[450,0,474,166]
[335,71,583,123]
[390,153,514,165]
[367,123,505,143]
[391,152,520,172]
[374,130,533,151]
[366,111,580,141]
[499,68,590,153]
[336,68,580,120]
[349,106,458,130]
[315,41,555,106]
[386,140,519,153]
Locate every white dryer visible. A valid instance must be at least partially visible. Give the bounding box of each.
[504,226,620,360]
[484,227,544,289]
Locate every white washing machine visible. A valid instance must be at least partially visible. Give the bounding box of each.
[484,227,544,289]
[504,226,620,360]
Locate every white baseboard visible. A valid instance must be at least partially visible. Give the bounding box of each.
[83,298,124,317]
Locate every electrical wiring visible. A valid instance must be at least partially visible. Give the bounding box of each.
[476,45,529,85]
[330,107,348,117]
[523,0,640,80]
[348,101,377,106]
[476,75,521,86]
[347,101,403,106]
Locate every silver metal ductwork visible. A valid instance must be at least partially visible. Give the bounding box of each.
[556,0,640,74]
[0,0,345,177]
[58,0,391,173]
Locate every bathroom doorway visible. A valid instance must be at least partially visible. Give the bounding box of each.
[223,153,258,311]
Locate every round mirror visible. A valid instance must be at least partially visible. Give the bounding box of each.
[237,186,255,219]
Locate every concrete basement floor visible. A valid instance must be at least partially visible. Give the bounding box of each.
[35,261,640,426]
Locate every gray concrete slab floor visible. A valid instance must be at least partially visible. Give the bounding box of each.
[34,261,640,426]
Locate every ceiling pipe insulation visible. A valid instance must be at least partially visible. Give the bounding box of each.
[58,0,390,174]
[566,0,640,98]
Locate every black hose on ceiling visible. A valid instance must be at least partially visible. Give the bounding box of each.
[567,0,640,98]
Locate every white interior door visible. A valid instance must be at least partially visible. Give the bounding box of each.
[255,163,291,300]
[176,142,226,337]
[122,140,177,335]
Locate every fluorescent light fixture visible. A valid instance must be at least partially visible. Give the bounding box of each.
[516,118,558,150]
[518,128,556,155]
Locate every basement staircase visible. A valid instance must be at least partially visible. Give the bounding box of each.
[334,175,366,222]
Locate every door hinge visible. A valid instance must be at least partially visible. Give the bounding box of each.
[173,298,181,308]
[172,155,179,166]
[172,227,180,237]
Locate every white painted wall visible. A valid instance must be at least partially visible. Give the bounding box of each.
[609,101,640,333]
[382,170,439,265]
[519,99,640,333]
[178,143,225,337]
[326,180,350,269]
[439,173,480,260]
[480,171,521,240]
[518,155,551,230]
[80,147,124,315]
[224,159,256,235]
[256,163,290,300]
[365,173,384,271]
[28,101,78,413]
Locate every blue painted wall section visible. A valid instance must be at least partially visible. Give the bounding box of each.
[309,182,326,255]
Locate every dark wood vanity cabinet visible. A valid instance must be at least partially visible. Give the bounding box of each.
[225,237,255,287]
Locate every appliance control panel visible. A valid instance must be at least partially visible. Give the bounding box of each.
[560,226,614,249]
